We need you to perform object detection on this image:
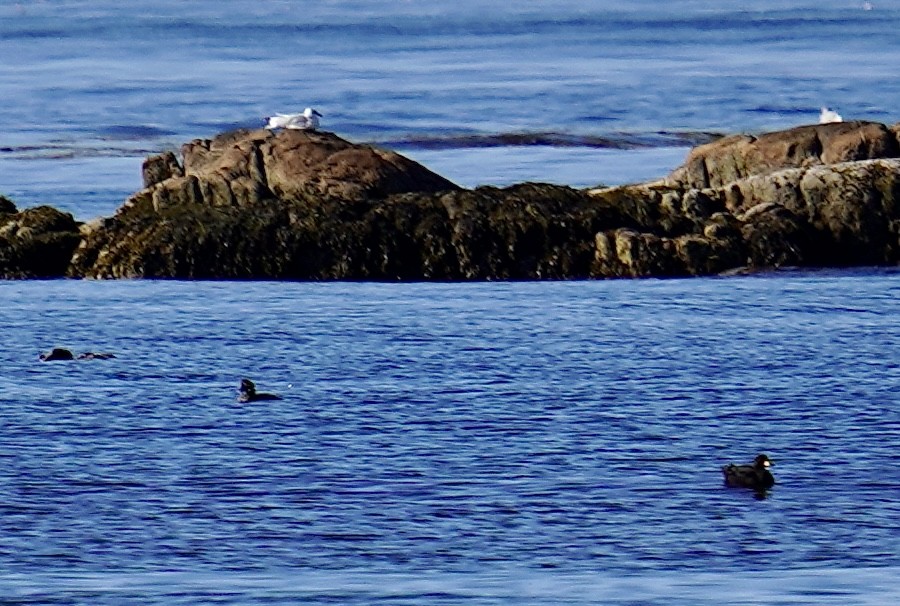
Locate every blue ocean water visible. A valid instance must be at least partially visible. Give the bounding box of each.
[1,2,900,604]
[3,0,900,216]
[1,274,899,604]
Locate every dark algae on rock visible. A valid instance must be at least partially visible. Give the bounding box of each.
[0,196,82,279]
[4,121,900,280]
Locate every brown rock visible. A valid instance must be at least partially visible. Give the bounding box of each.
[739,204,812,268]
[174,128,460,207]
[668,121,900,189]
[592,228,666,277]
[797,160,900,264]
[0,206,82,278]
[891,122,900,149]
[0,195,16,215]
[56,122,900,281]
[142,151,184,188]
[71,179,629,280]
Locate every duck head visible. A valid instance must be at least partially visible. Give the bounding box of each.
[239,378,256,396]
[754,454,773,469]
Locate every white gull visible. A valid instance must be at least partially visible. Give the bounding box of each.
[265,107,322,131]
[819,107,843,124]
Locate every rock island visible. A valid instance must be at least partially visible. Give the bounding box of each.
[2,121,899,280]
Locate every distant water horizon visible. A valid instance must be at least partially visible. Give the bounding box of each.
[3,0,900,219]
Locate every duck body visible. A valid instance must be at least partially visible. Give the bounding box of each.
[722,454,775,491]
[39,348,75,361]
[238,378,282,403]
[39,348,116,361]
[77,352,116,360]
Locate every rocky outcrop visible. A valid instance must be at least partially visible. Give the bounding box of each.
[667,121,900,189]
[592,160,900,277]
[71,129,464,278]
[592,121,900,277]
[142,150,183,188]
[6,121,900,280]
[0,200,82,279]
[140,128,459,207]
[70,181,629,280]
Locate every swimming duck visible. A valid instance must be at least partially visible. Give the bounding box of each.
[238,378,282,403]
[722,454,775,491]
[39,347,75,361]
[39,348,116,361]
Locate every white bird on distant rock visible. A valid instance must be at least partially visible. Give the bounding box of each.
[819,107,843,124]
[265,107,322,131]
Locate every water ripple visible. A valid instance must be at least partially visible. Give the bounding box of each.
[0,274,898,603]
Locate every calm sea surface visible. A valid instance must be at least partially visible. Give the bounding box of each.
[1,275,899,604]
[3,0,900,216]
[1,1,899,604]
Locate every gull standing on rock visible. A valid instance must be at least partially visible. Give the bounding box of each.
[819,107,843,124]
[265,107,322,131]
